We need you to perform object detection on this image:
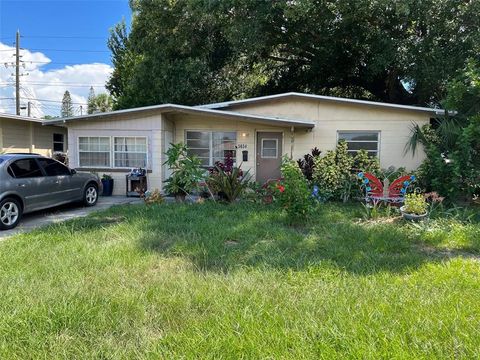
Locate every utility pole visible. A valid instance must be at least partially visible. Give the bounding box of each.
[27,101,31,117]
[15,30,20,115]
[80,105,83,116]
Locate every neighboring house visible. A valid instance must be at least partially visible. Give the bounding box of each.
[45,92,445,195]
[0,113,67,156]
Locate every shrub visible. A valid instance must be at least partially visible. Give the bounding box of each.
[417,116,480,202]
[278,157,314,224]
[311,142,383,202]
[403,193,428,215]
[312,141,353,201]
[206,154,252,203]
[163,143,204,197]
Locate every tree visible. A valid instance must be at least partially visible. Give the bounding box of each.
[61,91,74,118]
[88,93,113,114]
[87,86,96,114]
[107,0,480,109]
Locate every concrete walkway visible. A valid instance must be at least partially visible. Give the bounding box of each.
[0,196,142,240]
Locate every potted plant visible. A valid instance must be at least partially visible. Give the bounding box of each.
[101,174,114,196]
[163,143,204,202]
[400,192,428,221]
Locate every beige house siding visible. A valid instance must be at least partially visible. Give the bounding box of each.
[0,117,67,156]
[170,113,291,177]
[223,98,430,169]
[66,113,165,196]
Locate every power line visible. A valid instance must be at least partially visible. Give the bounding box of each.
[1,83,105,88]
[27,48,110,53]
[5,81,105,85]
[2,95,89,106]
[22,35,108,40]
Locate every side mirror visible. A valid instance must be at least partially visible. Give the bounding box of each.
[70,169,77,175]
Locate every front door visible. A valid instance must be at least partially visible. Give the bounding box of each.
[256,131,282,184]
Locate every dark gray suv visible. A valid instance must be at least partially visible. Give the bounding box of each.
[0,154,102,230]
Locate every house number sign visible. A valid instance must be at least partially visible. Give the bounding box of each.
[236,144,248,149]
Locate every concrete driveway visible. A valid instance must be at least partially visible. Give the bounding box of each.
[0,196,142,240]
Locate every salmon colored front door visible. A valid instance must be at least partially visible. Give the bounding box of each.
[256,131,282,184]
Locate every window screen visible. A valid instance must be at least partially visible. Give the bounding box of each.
[78,137,111,167]
[113,137,147,168]
[338,131,379,156]
[186,131,237,166]
[261,139,278,158]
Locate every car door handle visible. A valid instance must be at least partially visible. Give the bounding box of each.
[54,180,60,184]
[17,183,26,188]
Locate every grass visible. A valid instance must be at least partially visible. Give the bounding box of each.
[0,201,479,358]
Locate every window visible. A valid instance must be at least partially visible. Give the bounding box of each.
[78,137,110,167]
[186,131,236,167]
[261,139,278,158]
[114,137,147,168]
[337,131,379,156]
[8,159,43,178]
[37,158,71,176]
[53,133,65,152]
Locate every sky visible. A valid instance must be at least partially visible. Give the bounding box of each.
[0,0,132,117]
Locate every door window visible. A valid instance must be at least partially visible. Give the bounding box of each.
[8,159,43,178]
[261,139,278,158]
[37,158,71,176]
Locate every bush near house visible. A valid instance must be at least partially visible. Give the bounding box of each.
[311,142,380,202]
[278,156,314,224]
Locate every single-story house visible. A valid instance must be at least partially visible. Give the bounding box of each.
[0,113,67,156]
[45,92,445,195]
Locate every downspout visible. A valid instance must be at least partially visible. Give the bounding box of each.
[29,122,35,153]
[290,126,295,159]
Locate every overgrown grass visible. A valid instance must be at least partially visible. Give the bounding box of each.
[0,202,479,358]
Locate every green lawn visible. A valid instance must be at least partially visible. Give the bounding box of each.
[0,202,479,359]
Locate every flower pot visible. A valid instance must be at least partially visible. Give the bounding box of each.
[101,179,114,196]
[400,206,428,221]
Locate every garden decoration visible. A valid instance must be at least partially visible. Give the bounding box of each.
[357,172,415,204]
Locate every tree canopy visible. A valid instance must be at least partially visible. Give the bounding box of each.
[107,0,480,109]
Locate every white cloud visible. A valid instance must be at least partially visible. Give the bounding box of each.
[0,42,112,118]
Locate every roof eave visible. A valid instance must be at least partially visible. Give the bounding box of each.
[199,92,450,116]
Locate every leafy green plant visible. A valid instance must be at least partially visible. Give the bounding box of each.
[278,157,314,224]
[101,174,113,180]
[163,143,204,197]
[206,162,251,203]
[403,193,428,215]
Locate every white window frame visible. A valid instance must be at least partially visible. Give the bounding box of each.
[260,138,278,159]
[113,136,148,169]
[185,130,237,167]
[77,136,149,169]
[337,130,381,157]
[78,136,111,168]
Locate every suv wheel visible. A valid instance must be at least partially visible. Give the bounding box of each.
[0,198,22,230]
[84,184,98,207]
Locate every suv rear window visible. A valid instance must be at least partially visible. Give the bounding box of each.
[8,159,43,178]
